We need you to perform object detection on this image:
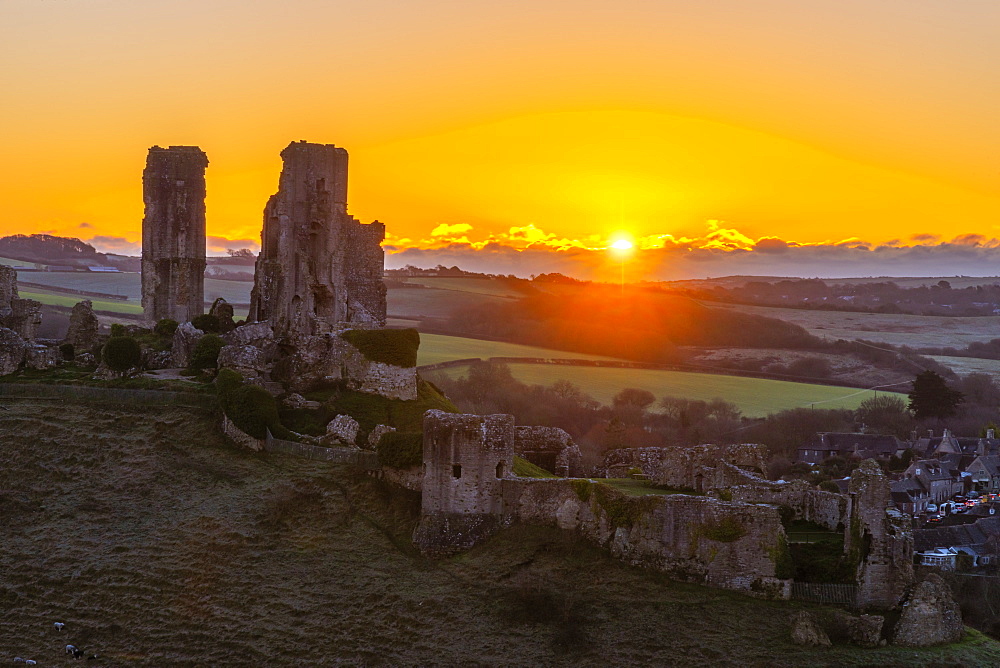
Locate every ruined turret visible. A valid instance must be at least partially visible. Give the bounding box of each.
[413,410,515,556]
[846,459,914,608]
[141,145,208,323]
[249,141,386,340]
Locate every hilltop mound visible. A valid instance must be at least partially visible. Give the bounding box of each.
[2,396,999,666]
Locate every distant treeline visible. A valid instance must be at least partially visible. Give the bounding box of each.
[682,278,1000,317]
[448,285,821,365]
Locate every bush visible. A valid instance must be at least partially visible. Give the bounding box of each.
[189,334,224,370]
[59,342,75,361]
[340,328,420,367]
[376,432,423,468]
[216,369,295,440]
[102,336,141,372]
[191,314,220,333]
[154,318,179,337]
[110,323,127,338]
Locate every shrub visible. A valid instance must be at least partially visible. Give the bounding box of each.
[154,318,179,337]
[59,342,75,361]
[340,328,420,367]
[110,323,127,338]
[376,431,423,468]
[189,334,224,370]
[191,314,220,333]
[216,369,295,440]
[102,336,141,372]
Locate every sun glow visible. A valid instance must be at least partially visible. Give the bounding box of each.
[611,239,633,251]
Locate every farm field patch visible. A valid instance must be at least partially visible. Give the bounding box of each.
[417,333,623,366]
[426,362,902,417]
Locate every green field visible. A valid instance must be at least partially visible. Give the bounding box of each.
[417,333,622,366]
[403,276,526,297]
[19,288,145,315]
[426,361,903,417]
[387,285,509,319]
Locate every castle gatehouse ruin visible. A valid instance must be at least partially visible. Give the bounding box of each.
[141,145,209,323]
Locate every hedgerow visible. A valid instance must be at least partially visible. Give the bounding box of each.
[340,328,420,367]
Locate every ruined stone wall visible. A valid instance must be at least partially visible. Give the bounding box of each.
[514,425,582,476]
[0,265,40,340]
[847,460,914,609]
[141,145,208,323]
[728,478,848,531]
[419,410,514,515]
[655,444,769,491]
[250,141,385,340]
[505,479,790,598]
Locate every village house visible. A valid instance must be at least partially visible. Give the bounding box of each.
[797,432,906,464]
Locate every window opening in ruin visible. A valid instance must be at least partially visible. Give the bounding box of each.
[452,464,462,479]
[496,462,505,479]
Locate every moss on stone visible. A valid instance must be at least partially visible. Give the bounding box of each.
[693,516,747,543]
[767,534,795,579]
[340,328,420,367]
[570,479,593,502]
[513,456,558,478]
[377,432,423,469]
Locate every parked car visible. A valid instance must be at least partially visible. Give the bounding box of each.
[927,503,939,513]
[926,514,943,523]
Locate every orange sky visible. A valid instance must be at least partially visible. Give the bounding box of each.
[1,0,998,277]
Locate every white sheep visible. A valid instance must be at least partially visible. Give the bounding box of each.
[66,644,77,654]
[54,621,65,631]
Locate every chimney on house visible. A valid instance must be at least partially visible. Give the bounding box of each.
[927,429,934,438]
[988,429,995,440]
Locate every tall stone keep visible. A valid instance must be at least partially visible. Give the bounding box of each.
[249,141,386,340]
[141,145,208,323]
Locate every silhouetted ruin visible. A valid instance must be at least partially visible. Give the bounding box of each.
[141,145,208,323]
[250,140,386,338]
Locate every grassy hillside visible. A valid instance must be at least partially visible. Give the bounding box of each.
[15,272,252,306]
[426,362,904,417]
[2,398,997,666]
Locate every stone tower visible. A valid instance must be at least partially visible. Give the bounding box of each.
[846,459,914,608]
[249,141,386,341]
[141,145,208,323]
[412,410,515,556]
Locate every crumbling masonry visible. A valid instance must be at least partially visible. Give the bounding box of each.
[141,145,209,323]
[250,141,386,337]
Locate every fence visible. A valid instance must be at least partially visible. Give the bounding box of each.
[265,430,380,469]
[791,582,858,606]
[0,382,213,407]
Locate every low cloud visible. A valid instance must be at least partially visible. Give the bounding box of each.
[385,221,1000,281]
[87,235,140,254]
[207,236,260,254]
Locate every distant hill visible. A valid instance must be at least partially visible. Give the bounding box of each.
[0,234,111,268]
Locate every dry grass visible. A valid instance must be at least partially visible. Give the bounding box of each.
[2,398,999,666]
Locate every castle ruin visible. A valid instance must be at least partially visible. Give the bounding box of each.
[141,145,209,323]
[249,141,386,338]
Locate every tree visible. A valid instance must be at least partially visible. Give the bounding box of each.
[102,336,141,373]
[226,248,255,258]
[612,388,655,410]
[908,370,965,420]
[856,395,914,437]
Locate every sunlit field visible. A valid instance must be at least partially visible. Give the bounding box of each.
[425,362,901,417]
[417,333,622,366]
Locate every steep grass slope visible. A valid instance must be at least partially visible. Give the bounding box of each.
[1,398,998,666]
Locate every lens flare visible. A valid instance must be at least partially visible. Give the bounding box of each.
[611,239,633,250]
